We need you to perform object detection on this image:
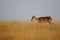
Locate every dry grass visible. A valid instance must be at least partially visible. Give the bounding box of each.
[0,20,60,40]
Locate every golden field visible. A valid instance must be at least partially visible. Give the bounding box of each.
[0,20,60,40]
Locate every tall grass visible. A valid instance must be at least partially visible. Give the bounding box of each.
[0,20,60,40]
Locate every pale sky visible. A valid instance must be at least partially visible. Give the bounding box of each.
[0,0,60,20]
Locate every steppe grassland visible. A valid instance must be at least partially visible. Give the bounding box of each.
[0,20,60,40]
